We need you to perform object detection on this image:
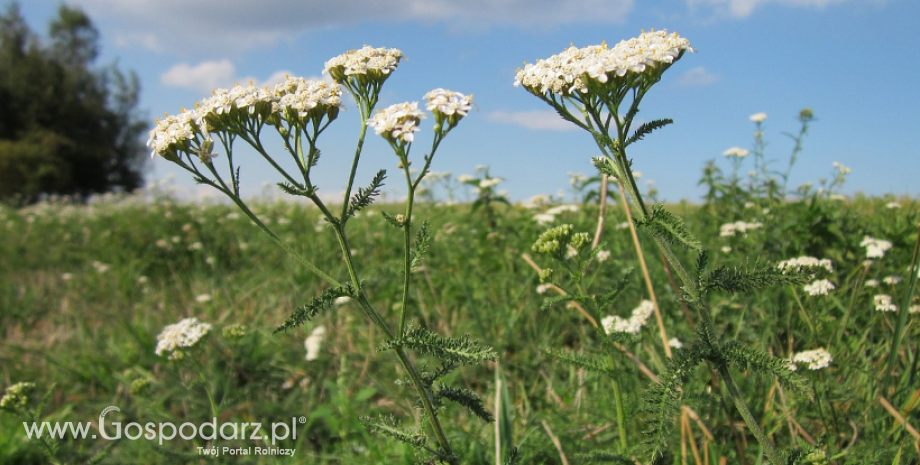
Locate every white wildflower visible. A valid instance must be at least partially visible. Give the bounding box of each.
[423,88,472,128]
[596,250,611,262]
[874,294,898,312]
[602,300,655,335]
[155,317,212,359]
[883,275,903,285]
[910,305,920,314]
[791,348,832,371]
[334,296,352,306]
[803,279,835,296]
[61,273,73,281]
[720,221,763,237]
[721,246,732,253]
[304,326,327,361]
[515,30,693,96]
[860,236,893,259]
[536,283,554,294]
[668,338,683,349]
[367,102,426,144]
[533,213,555,225]
[832,162,852,175]
[324,46,403,82]
[479,178,502,189]
[885,202,901,209]
[723,147,749,158]
[777,256,834,273]
[195,294,212,303]
[750,112,767,123]
[865,279,880,288]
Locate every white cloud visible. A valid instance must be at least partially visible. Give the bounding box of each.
[676,66,721,86]
[161,60,237,93]
[69,0,633,54]
[487,111,578,132]
[687,0,845,18]
[160,61,301,93]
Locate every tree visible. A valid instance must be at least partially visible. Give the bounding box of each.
[0,2,147,203]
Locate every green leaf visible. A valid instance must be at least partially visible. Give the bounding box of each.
[542,348,614,377]
[410,220,432,272]
[720,341,812,396]
[276,181,315,198]
[379,326,496,366]
[360,414,427,448]
[701,262,809,295]
[625,118,673,147]
[635,204,702,252]
[274,285,354,333]
[345,170,386,218]
[434,384,493,422]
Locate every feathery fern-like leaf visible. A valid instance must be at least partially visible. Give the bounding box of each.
[720,341,812,396]
[360,414,428,448]
[274,285,354,333]
[625,118,673,147]
[410,220,432,272]
[379,326,497,366]
[702,262,809,295]
[542,348,615,377]
[435,384,493,423]
[635,204,702,251]
[345,170,386,218]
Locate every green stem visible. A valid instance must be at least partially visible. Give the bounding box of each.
[717,362,782,464]
[607,351,629,452]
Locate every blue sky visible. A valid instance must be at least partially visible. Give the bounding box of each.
[17,0,920,203]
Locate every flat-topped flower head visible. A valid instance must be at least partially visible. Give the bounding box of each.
[424,88,473,129]
[274,76,344,124]
[367,102,426,145]
[803,279,835,296]
[155,317,212,360]
[324,46,404,86]
[723,147,750,158]
[791,348,832,371]
[514,30,693,97]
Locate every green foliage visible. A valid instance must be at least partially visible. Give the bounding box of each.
[625,118,673,147]
[701,261,810,295]
[275,284,355,333]
[0,2,147,202]
[345,170,387,219]
[380,326,496,367]
[434,384,493,422]
[635,203,702,251]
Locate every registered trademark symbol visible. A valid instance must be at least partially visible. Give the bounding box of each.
[299,416,306,424]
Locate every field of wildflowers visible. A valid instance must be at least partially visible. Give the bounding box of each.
[2,31,919,465]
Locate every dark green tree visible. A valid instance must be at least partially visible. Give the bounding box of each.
[0,2,147,203]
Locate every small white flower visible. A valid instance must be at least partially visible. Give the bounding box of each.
[777,256,834,273]
[533,213,555,225]
[479,178,502,189]
[832,162,852,175]
[791,348,832,370]
[860,236,893,259]
[722,147,749,158]
[885,202,901,209]
[865,279,879,287]
[155,317,212,359]
[61,273,73,281]
[874,294,898,312]
[910,305,920,314]
[195,294,212,303]
[749,112,767,123]
[305,326,327,361]
[596,250,611,262]
[721,246,732,253]
[803,279,835,296]
[334,296,352,306]
[601,300,655,335]
[536,283,554,294]
[883,275,903,285]
[367,102,426,144]
[668,338,683,349]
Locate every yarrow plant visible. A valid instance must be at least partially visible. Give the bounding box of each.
[149,46,494,464]
[154,317,212,360]
[517,30,814,463]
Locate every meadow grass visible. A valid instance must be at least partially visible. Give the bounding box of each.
[1,186,918,464]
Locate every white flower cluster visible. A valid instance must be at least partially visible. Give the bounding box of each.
[274,76,344,122]
[790,348,832,371]
[366,102,426,144]
[750,112,767,123]
[155,317,212,360]
[148,78,345,159]
[424,88,473,128]
[832,161,852,175]
[860,236,893,259]
[602,300,655,335]
[533,204,580,225]
[719,220,763,237]
[723,147,749,158]
[304,326,326,362]
[803,279,835,296]
[777,256,834,273]
[874,294,898,312]
[323,45,403,81]
[514,30,693,95]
